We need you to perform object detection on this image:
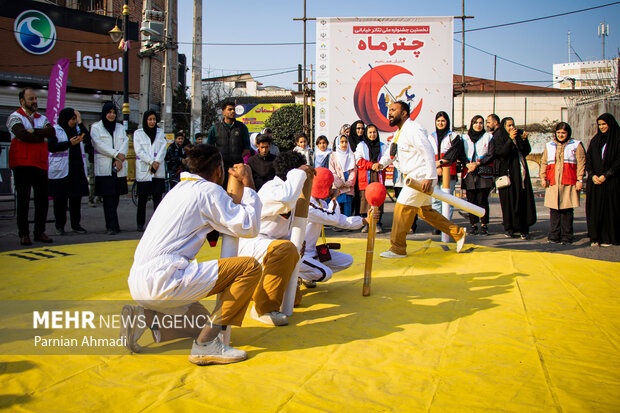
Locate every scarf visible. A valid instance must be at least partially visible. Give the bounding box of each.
[335,135,356,171]
[348,120,365,152]
[101,102,117,137]
[362,126,381,162]
[467,122,485,143]
[592,113,620,169]
[314,145,332,167]
[142,110,158,143]
[434,112,451,151]
[58,107,77,139]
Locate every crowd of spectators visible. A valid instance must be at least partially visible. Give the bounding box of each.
[5,88,620,248]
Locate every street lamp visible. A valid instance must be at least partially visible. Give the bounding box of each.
[109,1,130,129]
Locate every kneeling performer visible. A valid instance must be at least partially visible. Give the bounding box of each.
[300,167,365,287]
[124,144,262,365]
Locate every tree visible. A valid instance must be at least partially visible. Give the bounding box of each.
[264,104,315,150]
[172,85,191,133]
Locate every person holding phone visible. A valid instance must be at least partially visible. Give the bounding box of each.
[48,107,90,235]
[492,117,536,239]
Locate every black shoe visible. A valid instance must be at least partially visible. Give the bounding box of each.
[106,229,118,235]
[71,226,87,234]
[504,231,515,238]
[470,225,478,235]
[20,235,32,246]
[480,225,488,236]
[55,227,65,235]
[137,225,145,232]
[34,233,53,243]
[520,233,530,240]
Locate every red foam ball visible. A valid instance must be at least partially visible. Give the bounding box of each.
[365,182,387,207]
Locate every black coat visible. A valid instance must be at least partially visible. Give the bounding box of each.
[585,113,620,245]
[492,129,537,233]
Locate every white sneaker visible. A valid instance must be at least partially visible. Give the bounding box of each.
[379,250,407,259]
[250,305,288,326]
[120,305,147,353]
[456,229,467,253]
[188,337,247,365]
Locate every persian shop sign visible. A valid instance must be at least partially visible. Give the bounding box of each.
[0,9,139,93]
[236,104,287,132]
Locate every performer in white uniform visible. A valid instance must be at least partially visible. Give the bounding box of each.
[379,102,466,258]
[299,167,365,287]
[238,151,311,326]
[124,144,263,365]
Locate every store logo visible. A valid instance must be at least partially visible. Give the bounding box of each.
[14,10,56,55]
[318,81,327,88]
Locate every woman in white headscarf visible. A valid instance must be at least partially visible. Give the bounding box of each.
[329,134,357,216]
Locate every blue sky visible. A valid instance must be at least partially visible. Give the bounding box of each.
[176,0,620,89]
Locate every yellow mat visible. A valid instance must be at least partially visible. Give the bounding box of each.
[1,239,619,412]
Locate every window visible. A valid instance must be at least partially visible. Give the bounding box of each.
[235,81,246,88]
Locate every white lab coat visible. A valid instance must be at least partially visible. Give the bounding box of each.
[128,172,261,313]
[238,169,307,264]
[387,119,437,207]
[91,121,128,177]
[133,128,167,181]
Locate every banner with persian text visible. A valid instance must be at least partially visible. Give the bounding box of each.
[315,17,453,143]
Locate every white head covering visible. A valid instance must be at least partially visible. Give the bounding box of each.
[335,135,355,171]
[314,145,332,167]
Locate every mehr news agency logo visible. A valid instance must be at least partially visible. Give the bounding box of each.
[14,10,57,55]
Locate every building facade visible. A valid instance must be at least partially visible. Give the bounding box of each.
[553,59,619,91]
[0,0,178,142]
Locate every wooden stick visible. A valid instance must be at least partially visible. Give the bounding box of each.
[218,172,245,346]
[404,177,485,217]
[362,206,377,296]
[280,169,314,316]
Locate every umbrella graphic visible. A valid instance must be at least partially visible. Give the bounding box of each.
[353,64,423,131]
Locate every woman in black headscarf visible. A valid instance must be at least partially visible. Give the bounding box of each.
[48,108,90,234]
[355,124,389,233]
[348,120,366,216]
[586,113,620,246]
[133,110,167,231]
[443,115,495,235]
[492,117,536,239]
[91,102,129,235]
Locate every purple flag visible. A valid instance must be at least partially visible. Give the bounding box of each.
[46,58,70,126]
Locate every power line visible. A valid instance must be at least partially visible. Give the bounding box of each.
[454,1,620,33]
[455,39,554,76]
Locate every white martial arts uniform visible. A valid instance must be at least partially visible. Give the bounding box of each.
[128,172,261,314]
[300,197,364,282]
[238,169,307,263]
[384,119,437,207]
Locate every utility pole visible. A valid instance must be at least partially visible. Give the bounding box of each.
[122,0,129,130]
[294,0,315,145]
[139,0,153,119]
[568,30,571,63]
[162,0,176,134]
[493,55,496,114]
[598,22,609,60]
[456,1,473,130]
[191,0,202,139]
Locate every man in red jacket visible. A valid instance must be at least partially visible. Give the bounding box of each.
[6,88,55,245]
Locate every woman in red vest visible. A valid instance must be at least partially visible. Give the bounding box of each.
[540,122,585,244]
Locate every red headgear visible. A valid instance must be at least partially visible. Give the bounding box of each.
[311,167,334,199]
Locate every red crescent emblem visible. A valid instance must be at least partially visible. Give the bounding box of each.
[353,64,423,131]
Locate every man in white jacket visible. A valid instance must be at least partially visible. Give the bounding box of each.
[238,151,312,326]
[380,102,466,258]
[300,167,365,287]
[124,144,263,366]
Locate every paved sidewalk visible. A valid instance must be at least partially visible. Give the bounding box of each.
[1,191,618,262]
